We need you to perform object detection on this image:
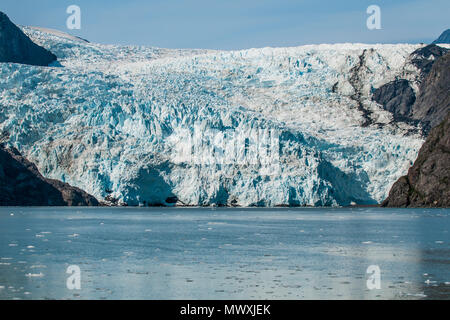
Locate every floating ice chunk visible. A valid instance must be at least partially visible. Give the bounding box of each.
[25,272,44,278]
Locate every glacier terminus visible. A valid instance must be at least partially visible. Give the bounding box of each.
[2,27,447,207]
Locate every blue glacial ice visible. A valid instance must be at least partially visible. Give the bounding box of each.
[0,27,430,206]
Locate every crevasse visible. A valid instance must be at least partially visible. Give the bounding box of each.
[0,27,425,206]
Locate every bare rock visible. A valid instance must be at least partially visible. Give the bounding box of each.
[0,144,98,206]
[432,29,450,44]
[0,11,57,66]
[372,79,416,121]
[410,53,450,133]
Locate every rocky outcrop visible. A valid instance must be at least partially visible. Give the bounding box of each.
[409,44,449,77]
[348,49,374,127]
[0,27,433,206]
[382,113,450,207]
[373,46,449,134]
[0,11,57,66]
[433,29,450,44]
[0,144,99,206]
[410,53,450,133]
[382,53,450,208]
[372,79,416,122]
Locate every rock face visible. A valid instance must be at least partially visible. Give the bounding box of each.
[411,53,450,133]
[433,29,450,44]
[0,144,99,206]
[372,45,449,133]
[409,44,449,76]
[1,27,429,206]
[382,113,450,207]
[382,53,450,208]
[0,11,57,66]
[372,79,416,122]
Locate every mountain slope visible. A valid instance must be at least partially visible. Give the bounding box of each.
[0,12,56,66]
[382,53,450,208]
[3,24,449,206]
[372,44,449,133]
[433,29,450,44]
[0,144,99,206]
[382,112,450,207]
[410,52,450,132]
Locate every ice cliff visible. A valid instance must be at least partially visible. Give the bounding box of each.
[2,26,446,206]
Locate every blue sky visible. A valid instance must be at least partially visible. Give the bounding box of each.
[2,0,449,49]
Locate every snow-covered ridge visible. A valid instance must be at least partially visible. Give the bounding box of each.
[27,27,89,43]
[0,27,429,206]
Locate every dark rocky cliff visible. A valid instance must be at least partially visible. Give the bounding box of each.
[411,53,450,132]
[382,113,449,207]
[382,53,450,208]
[372,79,416,123]
[0,11,57,66]
[0,144,99,206]
[372,45,449,134]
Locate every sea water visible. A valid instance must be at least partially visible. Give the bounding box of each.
[0,207,449,300]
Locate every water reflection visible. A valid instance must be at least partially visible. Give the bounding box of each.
[0,207,449,299]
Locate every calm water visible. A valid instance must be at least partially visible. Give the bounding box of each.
[0,207,449,300]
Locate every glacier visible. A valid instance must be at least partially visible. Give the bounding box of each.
[0,27,438,206]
